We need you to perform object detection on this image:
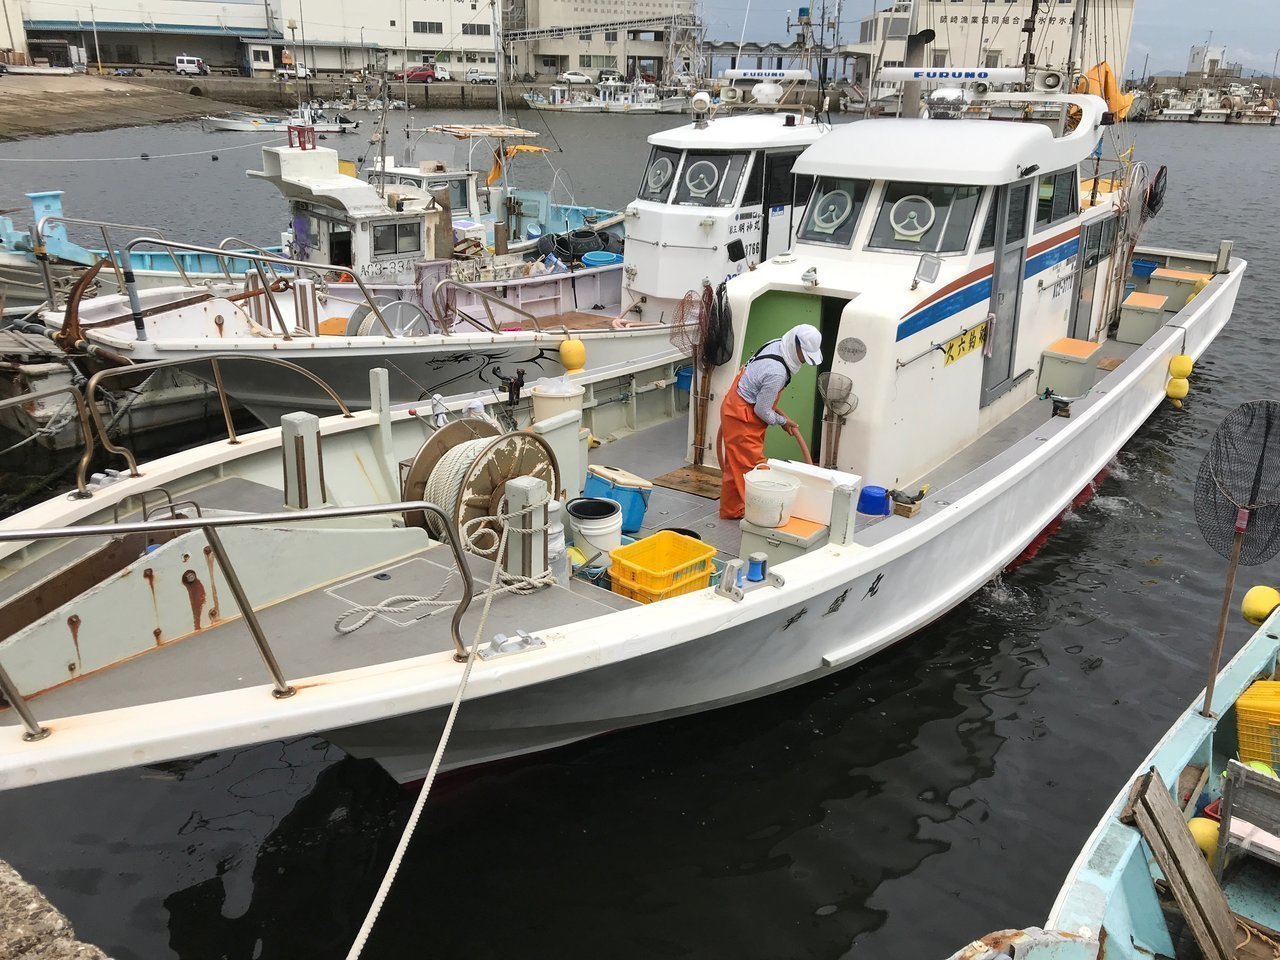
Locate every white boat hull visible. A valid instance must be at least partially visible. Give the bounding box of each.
[330,258,1244,782]
[202,116,358,133]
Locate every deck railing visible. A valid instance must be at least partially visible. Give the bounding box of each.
[432,277,541,334]
[0,499,476,743]
[79,354,354,489]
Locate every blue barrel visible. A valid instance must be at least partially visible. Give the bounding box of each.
[856,485,891,517]
[675,366,693,392]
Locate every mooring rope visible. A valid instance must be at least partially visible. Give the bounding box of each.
[342,499,552,960]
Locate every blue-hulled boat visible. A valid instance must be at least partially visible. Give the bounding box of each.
[949,601,1280,960]
[0,190,280,315]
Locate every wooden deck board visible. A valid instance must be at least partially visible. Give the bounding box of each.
[652,464,722,500]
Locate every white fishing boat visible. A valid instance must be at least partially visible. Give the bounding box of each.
[522,80,688,114]
[32,112,825,425]
[201,107,360,134]
[0,81,1246,790]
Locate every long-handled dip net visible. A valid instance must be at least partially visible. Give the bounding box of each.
[818,372,856,469]
[1194,400,1280,716]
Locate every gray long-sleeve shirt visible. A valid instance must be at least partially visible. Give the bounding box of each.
[736,340,794,427]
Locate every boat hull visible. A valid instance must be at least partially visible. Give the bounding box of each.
[330,259,1245,782]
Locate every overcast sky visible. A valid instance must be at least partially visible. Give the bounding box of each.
[705,1,1278,76]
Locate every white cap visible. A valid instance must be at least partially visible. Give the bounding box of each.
[791,324,823,365]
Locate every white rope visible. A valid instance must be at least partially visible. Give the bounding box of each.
[342,517,510,960]
[423,437,491,534]
[343,498,553,960]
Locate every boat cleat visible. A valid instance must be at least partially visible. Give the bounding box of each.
[715,558,784,603]
[479,628,546,660]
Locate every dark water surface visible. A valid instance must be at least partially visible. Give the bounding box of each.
[0,118,1277,960]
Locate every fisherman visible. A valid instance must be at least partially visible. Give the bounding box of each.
[719,324,823,519]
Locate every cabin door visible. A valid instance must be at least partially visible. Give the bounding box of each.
[1069,220,1105,340]
[760,152,800,260]
[981,181,1032,407]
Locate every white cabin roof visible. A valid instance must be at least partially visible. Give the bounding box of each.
[794,95,1108,185]
[649,113,829,151]
[250,145,432,218]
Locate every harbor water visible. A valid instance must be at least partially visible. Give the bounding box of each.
[0,115,1277,959]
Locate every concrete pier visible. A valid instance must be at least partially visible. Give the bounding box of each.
[0,73,246,141]
[0,858,109,958]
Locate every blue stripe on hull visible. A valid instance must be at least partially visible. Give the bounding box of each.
[895,236,1081,342]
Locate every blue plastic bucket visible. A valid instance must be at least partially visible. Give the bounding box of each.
[582,474,650,533]
[675,366,693,392]
[1131,258,1158,279]
[581,250,623,267]
[856,485,891,517]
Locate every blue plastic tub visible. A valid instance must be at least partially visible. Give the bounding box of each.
[675,366,694,392]
[581,250,623,267]
[856,485,891,517]
[1131,258,1158,279]
[1124,281,1137,300]
[583,473,650,533]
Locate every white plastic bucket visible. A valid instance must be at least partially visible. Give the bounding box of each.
[565,497,622,561]
[531,376,586,423]
[743,468,800,528]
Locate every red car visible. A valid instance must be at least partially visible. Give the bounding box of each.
[393,65,436,82]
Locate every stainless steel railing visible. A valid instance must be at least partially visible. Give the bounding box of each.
[123,236,398,341]
[79,354,354,489]
[432,277,541,335]
[0,386,96,497]
[34,215,194,298]
[0,499,476,743]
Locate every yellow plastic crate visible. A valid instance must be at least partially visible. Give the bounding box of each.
[1235,680,1280,766]
[609,530,716,597]
[611,570,711,605]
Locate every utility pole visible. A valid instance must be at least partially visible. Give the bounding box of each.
[89,2,102,74]
[1272,48,1279,97]
[298,0,309,91]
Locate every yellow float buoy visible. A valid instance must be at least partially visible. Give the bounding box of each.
[1188,817,1220,864]
[1242,585,1280,625]
[1169,355,1194,379]
[559,338,587,374]
[1166,377,1190,401]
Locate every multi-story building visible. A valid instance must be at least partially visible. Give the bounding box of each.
[1,0,27,64]
[14,0,696,79]
[845,0,1135,96]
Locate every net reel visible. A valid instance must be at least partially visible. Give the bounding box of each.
[401,419,561,555]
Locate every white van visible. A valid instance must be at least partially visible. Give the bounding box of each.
[175,55,209,76]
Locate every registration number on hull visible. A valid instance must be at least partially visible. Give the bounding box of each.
[942,321,989,366]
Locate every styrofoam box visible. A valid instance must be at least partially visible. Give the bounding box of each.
[765,460,862,525]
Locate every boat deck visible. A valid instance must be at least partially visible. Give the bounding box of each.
[1,534,636,728]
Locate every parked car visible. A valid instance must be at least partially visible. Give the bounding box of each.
[558,70,592,85]
[175,55,210,76]
[464,67,497,84]
[393,64,435,83]
[597,68,623,83]
[432,65,451,81]
[275,64,313,80]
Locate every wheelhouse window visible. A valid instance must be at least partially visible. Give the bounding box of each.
[426,178,470,214]
[1035,169,1078,230]
[797,176,870,247]
[671,151,748,207]
[373,221,422,257]
[868,181,982,254]
[637,146,681,202]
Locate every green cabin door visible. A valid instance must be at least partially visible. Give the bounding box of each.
[736,290,823,462]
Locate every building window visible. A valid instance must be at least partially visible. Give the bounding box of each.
[579,55,593,67]
[579,31,592,40]
[252,48,271,63]
[604,30,617,41]
[389,19,396,26]
[412,21,443,33]
[461,23,491,35]
[984,50,1001,67]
